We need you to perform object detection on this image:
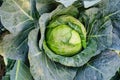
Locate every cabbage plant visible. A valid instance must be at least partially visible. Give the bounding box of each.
[0,0,120,80]
[45,15,86,56]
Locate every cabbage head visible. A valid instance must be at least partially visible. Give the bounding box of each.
[45,15,86,56]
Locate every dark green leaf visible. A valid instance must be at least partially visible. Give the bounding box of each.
[94,20,113,54]
[99,0,120,51]
[0,0,33,33]
[30,0,40,20]
[0,20,34,60]
[110,13,120,50]
[74,50,120,80]
[110,71,120,80]
[79,7,113,55]
[10,60,33,80]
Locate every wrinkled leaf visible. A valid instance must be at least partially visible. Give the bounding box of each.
[110,13,120,50]
[10,60,33,80]
[99,0,120,51]
[0,20,34,60]
[0,0,33,33]
[94,20,113,54]
[74,50,120,80]
[79,7,113,55]
[99,0,120,17]
[28,28,77,80]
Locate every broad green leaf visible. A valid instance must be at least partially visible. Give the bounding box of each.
[111,32,120,50]
[99,0,120,17]
[28,28,77,80]
[10,60,33,80]
[98,0,120,51]
[94,20,113,54]
[0,0,33,33]
[80,10,113,55]
[109,2,120,50]
[0,20,34,60]
[74,50,120,80]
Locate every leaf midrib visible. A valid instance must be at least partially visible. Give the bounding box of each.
[12,0,33,20]
[15,60,20,80]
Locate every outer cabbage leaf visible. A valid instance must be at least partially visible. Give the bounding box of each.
[94,20,113,54]
[28,28,77,80]
[0,20,34,60]
[95,0,120,51]
[0,0,36,60]
[79,7,113,55]
[74,50,120,80]
[10,60,33,80]
[0,0,33,34]
[108,0,120,50]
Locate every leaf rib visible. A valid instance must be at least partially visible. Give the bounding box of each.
[15,60,20,80]
[12,0,33,20]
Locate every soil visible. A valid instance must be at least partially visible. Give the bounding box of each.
[0,55,5,80]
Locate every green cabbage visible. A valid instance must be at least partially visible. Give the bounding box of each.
[45,15,86,56]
